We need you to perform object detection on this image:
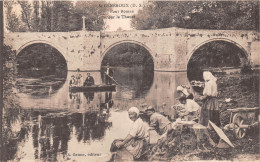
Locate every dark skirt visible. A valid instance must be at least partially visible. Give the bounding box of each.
[199,96,220,127]
[186,93,194,99]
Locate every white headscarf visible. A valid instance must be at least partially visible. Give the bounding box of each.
[177,86,189,96]
[203,71,218,96]
[203,71,217,82]
[128,107,140,116]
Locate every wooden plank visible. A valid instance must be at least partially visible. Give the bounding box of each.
[209,120,234,148]
[105,72,120,85]
[69,84,116,92]
[227,107,259,113]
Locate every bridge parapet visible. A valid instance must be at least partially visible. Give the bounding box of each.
[4,27,260,71]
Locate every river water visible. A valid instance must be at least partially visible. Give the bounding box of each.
[4,67,192,161]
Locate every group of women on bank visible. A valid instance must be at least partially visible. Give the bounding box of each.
[177,71,220,127]
[110,71,220,161]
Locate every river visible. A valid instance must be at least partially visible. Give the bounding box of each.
[4,67,192,161]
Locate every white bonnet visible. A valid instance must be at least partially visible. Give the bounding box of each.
[128,107,140,116]
[203,71,217,82]
[177,86,184,92]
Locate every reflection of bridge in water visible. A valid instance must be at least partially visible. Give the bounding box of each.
[5,28,260,72]
[3,101,113,161]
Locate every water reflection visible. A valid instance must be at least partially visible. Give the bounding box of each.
[83,92,95,104]
[102,67,154,99]
[3,105,113,161]
[2,108,30,161]
[16,75,66,97]
[9,67,192,161]
[69,92,82,109]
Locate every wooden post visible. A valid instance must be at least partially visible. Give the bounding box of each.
[82,16,86,31]
[0,1,3,161]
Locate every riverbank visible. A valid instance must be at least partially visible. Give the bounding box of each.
[3,68,259,161]
[148,70,259,161]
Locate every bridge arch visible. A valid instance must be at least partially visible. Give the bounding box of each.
[187,38,249,64]
[101,40,155,69]
[16,40,67,61]
[16,40,68,78]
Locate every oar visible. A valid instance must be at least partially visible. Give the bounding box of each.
[105,72,120,85]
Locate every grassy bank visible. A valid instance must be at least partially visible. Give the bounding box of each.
[149,70,259,161]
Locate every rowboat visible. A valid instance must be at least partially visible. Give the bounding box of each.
[69,84,116,92]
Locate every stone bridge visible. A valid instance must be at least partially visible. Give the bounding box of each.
[4,27,260,71]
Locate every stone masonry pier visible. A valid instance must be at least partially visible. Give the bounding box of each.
[4,27,260,71]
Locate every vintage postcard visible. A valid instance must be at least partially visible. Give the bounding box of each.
[2,0,259,161]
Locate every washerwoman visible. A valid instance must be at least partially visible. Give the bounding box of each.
[199,71,220,127]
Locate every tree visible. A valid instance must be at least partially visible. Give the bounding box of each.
[16,44,67,77]
[72,1,110,31]
[101,43,153,68]
[2,45,20,109]
[131,1,259,30]
[4,1,111,32]
[32,0,40,31]
[18,1,33,31]
[4,0,26,32]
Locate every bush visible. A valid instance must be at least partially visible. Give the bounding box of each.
[3,44,20,109]
[241,64,254,74]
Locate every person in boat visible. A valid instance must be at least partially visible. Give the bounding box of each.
[105,63,113,85]
[145,106,171,136]
[69,75,76,87]
[178,96,200,121]
[75,68,82,86]
[199,71,220,127]
[110,107,149,161]
[177,85,194,99]
[83,73,95,86]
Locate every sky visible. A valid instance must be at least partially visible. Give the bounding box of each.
[101,0,147,31]
[72,0,147,31]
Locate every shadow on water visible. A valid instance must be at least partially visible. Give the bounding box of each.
[2,106,112,161]
[16,43,68,97]
[2,108,30,161]
[16,74,67,97]
[3,89,115,161]
[11,67,191,161]
[101,67,154,99]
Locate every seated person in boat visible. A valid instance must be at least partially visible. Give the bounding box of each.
[75,68,82,86]
[110,107,149,161]
[76,74,82,86]
[69,75,76,87]
[177,96,200,121]
[84,73,95,86]
[105,63,113,85]
[145,106,171,135]
[177,85,194,99]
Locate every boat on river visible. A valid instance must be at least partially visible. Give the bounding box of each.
[69,84,116,92]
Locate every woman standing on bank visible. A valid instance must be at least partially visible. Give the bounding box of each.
[199,71,220,127]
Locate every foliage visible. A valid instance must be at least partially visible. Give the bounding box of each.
[131,1,259,30]
[16,43,67,77]
[17,1,33,31]
[132,1,258,71]
[187,41,245,81]
[4,1,23,32]
[101,43,154,68]
[73,1,110,31]
[189,41,243,68]
[3,45,20,109]
[5,0,111,32]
